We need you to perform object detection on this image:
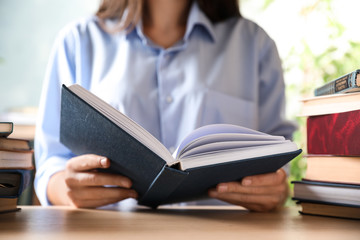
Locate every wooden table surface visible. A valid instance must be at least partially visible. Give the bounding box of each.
[0,205,359,240]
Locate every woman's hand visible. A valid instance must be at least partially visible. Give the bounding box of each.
[47,154,138,208]
[208,168,289,212]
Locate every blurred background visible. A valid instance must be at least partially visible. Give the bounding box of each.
[244,0,360,186]
[1,0,359,204]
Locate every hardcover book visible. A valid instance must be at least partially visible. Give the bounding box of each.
[0,198,19,213]
[0,138,31,151]
[299,92,360,117]
[0,168,32,213]
[60,84,302,208]
[0,172,22,197]
[0,122,13,138]
[314,69,360,96]
[292,180,360,207]
[305,155,360,184]
[0,169,31,197]
[298,201,360,220]
[306,110,360,156]
[0,149,34,169]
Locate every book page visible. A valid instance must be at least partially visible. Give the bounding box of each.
[178,125,269,149]
[174,124,284,159]
[178,141,298,170]
[299,92,360,116]
[179,140,289,159]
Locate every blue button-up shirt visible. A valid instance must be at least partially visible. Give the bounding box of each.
[35,3,296,206]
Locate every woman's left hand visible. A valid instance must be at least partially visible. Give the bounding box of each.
[208,168,289,212]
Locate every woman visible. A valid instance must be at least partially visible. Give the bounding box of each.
[35,0,296,211]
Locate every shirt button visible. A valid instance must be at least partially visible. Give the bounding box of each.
[166,95,173,103]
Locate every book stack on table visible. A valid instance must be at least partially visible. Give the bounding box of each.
[0,122,33,213]
[292,70,360,220]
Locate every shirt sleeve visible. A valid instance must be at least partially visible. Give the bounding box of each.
[257,38,297,141]
[256,37,297,176]
[34,26,77,206]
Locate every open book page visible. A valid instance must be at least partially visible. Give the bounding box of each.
[179,140,291,159]
[179,141,298,170]
[173,124,285,158]
[170,124,297,170]
[176,133,286,159]
[299,92,360,116]
[176,124,271,152]
[68,85,174,164]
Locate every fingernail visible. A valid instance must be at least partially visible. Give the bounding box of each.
[100,158,108,167]
[242,179,252,186]
[218,185,228,193]
[123,180,132,188]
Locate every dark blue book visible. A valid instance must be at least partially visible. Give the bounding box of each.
[0,169,32,198]
[314,69,360,96]
[60,84,302,208]
[0,169,31,213]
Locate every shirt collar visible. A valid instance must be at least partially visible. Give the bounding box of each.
[127,2,216,44]
[184,2,216,43]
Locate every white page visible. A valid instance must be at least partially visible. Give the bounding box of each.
[178,141,298,170]
[176,124,272,154]
[179,140,289,159]
[175,132,285,159]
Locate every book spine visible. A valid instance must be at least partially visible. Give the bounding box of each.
[314,70,360,96]
[0,122,14,138]
[0,169,32,197]
[307,110,360,155]
[138,166,188,208]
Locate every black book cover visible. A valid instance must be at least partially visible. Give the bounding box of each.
[0,169,32,198]
[0,172,21,197]
[60,85,301,207]
[292,180,360,208]
[292,180,360,189]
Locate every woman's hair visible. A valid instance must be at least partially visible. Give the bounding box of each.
[96,0,241,32]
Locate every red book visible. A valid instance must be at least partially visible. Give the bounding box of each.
[307,110,360,155]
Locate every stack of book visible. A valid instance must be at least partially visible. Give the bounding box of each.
[292,70,360,220]
[0,122,33,213]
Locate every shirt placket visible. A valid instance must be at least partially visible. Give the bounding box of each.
[156,48,185,154]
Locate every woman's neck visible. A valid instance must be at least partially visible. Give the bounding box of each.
[143,0,192,49]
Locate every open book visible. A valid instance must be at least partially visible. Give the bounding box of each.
[172,124,297,170]
[60,84,302,207]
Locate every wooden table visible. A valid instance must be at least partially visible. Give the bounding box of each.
[0,205,359,240]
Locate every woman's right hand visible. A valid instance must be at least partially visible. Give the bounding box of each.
[47,154,138,208]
